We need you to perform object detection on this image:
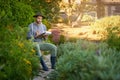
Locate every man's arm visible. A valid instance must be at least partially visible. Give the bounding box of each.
[35,24,48,40]
[34,32,46,39]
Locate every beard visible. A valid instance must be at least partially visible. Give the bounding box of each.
[36,21,41,24]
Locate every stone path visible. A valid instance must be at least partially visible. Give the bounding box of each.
[33,54,53,80]
[33,70,53,80]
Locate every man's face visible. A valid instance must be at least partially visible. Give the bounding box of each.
[35,16,42,24]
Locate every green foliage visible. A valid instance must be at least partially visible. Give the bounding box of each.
[38,0,61,22]
[90,16,120,50]
[90,16,120,40]
[81,14,95,22]
[0,0,61,27]
[47,40,120,80]
[106,26,120,51]
[59,35,66,44]
[43,19,51,29]
[66,37,78,43]
[11,2,34,27]
[59,0,96,25]
[92,16,120,29]
[57,40,98,58]
[20,0,61,22]
[0,0,34,27]
[0,27,40,80]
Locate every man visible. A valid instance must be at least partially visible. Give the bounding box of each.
[27,12,57,71]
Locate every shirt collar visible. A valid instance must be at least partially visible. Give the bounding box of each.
[34,22,43,26]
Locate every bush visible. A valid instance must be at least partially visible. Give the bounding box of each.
[0,27,40,80]
[43,19,51,29]
[106,26,120,51]
[0,0,34,27]
[81,14,95,22]
[47,40,120,80]
[90,16,120,40]
[48,29,65,45]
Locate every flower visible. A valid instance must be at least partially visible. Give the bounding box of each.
[23,58,31,65]
[7,26,13,31]
[31,49,35,53]
[18,42,24,48]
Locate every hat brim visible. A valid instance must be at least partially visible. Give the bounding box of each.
[33,15,45,18]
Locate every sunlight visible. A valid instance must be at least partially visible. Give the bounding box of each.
[57,0,120,41]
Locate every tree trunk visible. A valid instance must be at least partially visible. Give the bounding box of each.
[96,0,105,18]
[71,13,83,27]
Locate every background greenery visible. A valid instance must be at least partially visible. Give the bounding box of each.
[0,0,61,27]
[47,40,120,80]
[0,26,40,80]
[0,0,61,79]
[89,16,120,51]
[0,0,34,27]
[46,15,120,80]
[90,16,120,40]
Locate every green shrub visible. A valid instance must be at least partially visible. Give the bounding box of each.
[67,37,78,43]
[106,26,120,51]
[90,16,120,40]
[43,19,51,29]
[57,40,98,58]
[0,0,34,27]
[11,2,34,27]
[59,35,66,44]
[89,16,120,50]
[47,40,120,80]
[48,29,65,45]
[0,27,40,80]
[81,14,95,22]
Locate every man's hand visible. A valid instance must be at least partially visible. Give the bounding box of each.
[35,32,46,39]
[43,34,48,38]
[35,31,40,38]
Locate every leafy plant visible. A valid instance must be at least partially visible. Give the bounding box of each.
[0,0,34,27]
[0,26,40,80]
[43,19,51,29]
[90,16,120,40]
[106,26,120,51]
[48,29,65,45]
[47,40,120,80]
[81,14,95,22]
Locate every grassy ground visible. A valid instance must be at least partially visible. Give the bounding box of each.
[50,23,101,41]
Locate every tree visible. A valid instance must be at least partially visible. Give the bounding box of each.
[0,0,34,27]
[19,0,61,22]
[96,0,105,18]
[0,0,62,27]
[59,0,95,27]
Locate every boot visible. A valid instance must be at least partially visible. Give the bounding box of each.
[51,56,56,69]
[40,56,48,71]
